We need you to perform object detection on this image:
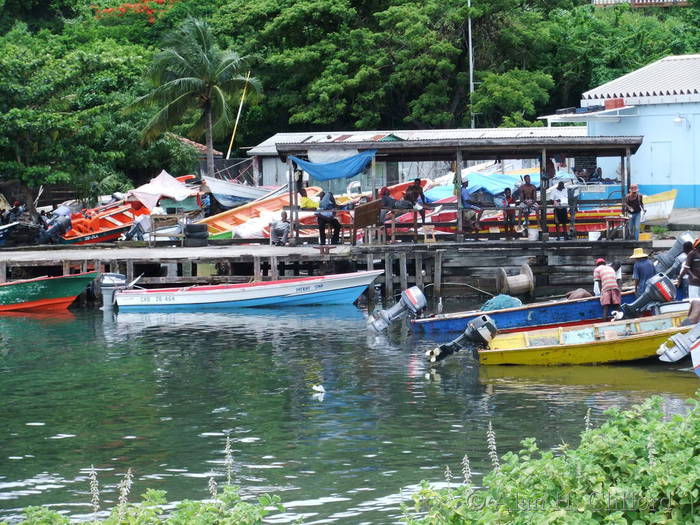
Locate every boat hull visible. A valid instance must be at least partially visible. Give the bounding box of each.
[479,312,689,366]
[0,272,99,313]
[412,291,637,335]
[116,270,383,311]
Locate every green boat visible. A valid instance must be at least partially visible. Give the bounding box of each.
[0,271,99,313]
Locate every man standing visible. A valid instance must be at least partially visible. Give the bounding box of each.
[550,181,569,240]
[630,248,655,296]
[315,191,341,245]
[517,175,539,234]
[593,258,622,319]
[680,239,700,299]
[460,179,483,232]
[502,188,517,238]
[270,211,291,246]
[624,184,645,240]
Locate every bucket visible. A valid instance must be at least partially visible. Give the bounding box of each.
[527,228,539,241]
[588,231,601,241]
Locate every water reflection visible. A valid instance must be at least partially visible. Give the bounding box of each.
[0,306,697,524]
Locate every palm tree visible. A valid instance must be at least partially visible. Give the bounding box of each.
[132,18,260,178]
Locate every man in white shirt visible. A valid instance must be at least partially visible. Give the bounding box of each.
[550,181,569,240]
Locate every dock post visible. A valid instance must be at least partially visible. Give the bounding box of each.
[62,260,70,275]
[399,252,408,291]
[126,260,134,283]
[415,253,423,288]
[270,256,279,280]
[0,261,6,283]
[253,256,261,281]
[81,260,88,273]
[93,260,101,273]
[366,253,374,271]
[384,252,393,300]
[434,250,444,295]
[182,261,192,278]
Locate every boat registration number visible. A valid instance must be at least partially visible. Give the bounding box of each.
[138,295,176,303]
[295,284,324,292]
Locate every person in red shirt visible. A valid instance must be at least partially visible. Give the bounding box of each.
[593,258,622,319]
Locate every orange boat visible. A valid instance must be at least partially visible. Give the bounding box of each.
[61,200,151,244]
[200,179,427,240]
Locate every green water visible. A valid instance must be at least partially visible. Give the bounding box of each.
[0,306,697,523]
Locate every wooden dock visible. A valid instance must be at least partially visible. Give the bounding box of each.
[0,239,653,301]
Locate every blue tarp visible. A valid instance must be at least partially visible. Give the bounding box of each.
[290,150,377,181]
[424,171,542,202]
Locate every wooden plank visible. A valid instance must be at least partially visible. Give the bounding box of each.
[0,261,6,283]
[366,253,374,271]
[182,261,192,278]
[270,256,279,280]
[126,260,134,283]
[399,252,408,291]
[384,252,393,299]
[415,253,423,288]
[253,256,262,280]
[62,260,70,275]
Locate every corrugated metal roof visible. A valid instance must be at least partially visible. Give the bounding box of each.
[582,54,700,101]
[248,127,587,156]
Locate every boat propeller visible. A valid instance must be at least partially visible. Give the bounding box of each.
[368,286,427,332]
[425,315,497,364]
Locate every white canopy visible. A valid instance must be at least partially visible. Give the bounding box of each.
[126,170,197,210]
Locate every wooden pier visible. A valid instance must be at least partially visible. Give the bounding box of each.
[0,238,652,301]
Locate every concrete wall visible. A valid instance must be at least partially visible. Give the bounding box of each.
[588,103,700,207]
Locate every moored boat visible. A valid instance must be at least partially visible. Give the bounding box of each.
[478,310,689,366]
[115,270,383,311]
[412,291,637,336]
[0,271,99,313]
[202,175,274,208]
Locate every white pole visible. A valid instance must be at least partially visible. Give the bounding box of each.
[468,0,475,129]
[226,71,251,160]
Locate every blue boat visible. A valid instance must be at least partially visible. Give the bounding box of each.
[411,291,637,338]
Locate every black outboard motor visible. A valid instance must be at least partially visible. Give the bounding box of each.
[654,232,693,273]
[425,315,498,364]
[46,214,71,243]
[368,286,427,332]
[620,273,676,319]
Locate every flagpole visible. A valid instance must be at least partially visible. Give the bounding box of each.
[226,71,251,160]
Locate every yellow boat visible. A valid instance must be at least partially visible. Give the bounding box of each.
[478,310,690,366]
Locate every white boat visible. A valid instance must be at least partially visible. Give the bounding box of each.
[202,176,273,208]
[115,270,383,311]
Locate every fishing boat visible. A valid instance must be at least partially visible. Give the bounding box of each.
[202,175,274,208]
[115,270,383,311]
[478,310,690,366]
[60,200,151,244]
[412,291,637,336]
[0,271,99,313]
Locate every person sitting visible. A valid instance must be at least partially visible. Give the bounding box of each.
[315,191,341,245]
[378,186,412,222]
[403,178,430,224]
[270,211,291,246]
[517,175,539,235]
[502,187,517,238]
[460,179,483,232]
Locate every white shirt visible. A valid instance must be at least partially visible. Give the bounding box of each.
[550,188,568,207]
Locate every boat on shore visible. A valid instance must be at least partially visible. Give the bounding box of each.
[477,310,689,366]
[202,175,274,208]
[115,270,383,311]
[412,291,637,336]
[60,200,151,244]
[0,271,99,313]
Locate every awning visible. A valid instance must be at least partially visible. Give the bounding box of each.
[126,170,198,210]
[289,150,377,181]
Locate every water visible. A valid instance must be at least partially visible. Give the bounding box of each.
[0,305,697,523]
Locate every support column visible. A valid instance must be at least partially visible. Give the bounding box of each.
[399,252,408,290]
[270,256,279,280]
[0,261,6,283]
[370,156,377,200]
[384,252,393,299]
[287,157,297,242]
[540,148,548,239]
[433,250,443,296]
[415,253,424,288]
[456,151,464,242]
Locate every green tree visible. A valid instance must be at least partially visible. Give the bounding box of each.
[131,17,260,178]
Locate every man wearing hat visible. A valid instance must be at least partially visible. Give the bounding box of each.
[630,248,654,296]
[679,238,700,299]
[624,184,645,240]
[593,258,621,318]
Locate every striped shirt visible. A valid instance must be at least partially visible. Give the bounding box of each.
[593,265,619,292]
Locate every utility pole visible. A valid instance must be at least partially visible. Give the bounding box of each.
[468,0,475,128]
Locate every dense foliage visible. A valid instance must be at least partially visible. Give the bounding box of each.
[405,395,700,524]
[1,0,700,200]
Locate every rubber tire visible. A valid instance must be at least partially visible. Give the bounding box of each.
[183,237,208,248]
[184,223,208,234]
[184,230,209,240]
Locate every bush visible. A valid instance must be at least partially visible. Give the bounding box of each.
[405,395,700,524]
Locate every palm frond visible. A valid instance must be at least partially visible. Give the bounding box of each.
[210,85,233,137]
[141,91,199,143]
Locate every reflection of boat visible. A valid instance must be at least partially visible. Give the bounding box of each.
[202,176,274,208]
[478,363,699,396]
[479,310,689,366]
[116,270,383,311]
[0,272,99,312]
[412,291,637,335]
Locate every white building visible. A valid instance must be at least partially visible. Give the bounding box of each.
[541,54,700,207]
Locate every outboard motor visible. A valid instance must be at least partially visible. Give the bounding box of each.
[368,286,427,332]
[657,322,700,363]
[620,273,676,319]
[99,273,127,310]
[425,315,498,364]
[654,232,693,273]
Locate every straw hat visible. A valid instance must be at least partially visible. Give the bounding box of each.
[629,248,648,259]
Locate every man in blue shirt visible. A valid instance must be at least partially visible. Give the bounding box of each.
[460,180,482,232]
[630,248,655,295]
